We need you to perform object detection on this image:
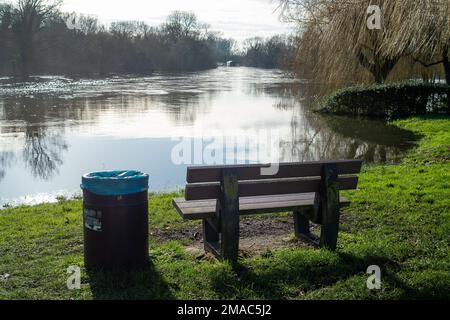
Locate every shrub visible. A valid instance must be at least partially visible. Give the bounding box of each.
[319,82,450,119]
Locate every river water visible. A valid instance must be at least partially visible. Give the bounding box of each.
[0,67,417,207]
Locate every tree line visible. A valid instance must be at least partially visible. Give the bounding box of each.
[240,35,295,69]
[0,1,234,78]
[279,0,450,93]
[0,0,294,79]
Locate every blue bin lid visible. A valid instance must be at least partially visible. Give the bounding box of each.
[81,170,149,196]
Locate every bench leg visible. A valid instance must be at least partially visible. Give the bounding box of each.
[294,209,319,245]
[319,164,340,250]
[219,169,240,262]
[203,219,220,257]
[294,210,310,237]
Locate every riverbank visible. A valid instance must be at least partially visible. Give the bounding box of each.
[318,83,450,118]
[0,116,449,299]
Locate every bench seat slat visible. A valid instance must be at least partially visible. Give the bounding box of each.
[173,193,350,220]
[177,192,318,209]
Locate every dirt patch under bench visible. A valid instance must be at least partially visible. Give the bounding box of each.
[150,215,324,258]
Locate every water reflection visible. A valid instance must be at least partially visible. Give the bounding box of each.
[0,151,13,182]
[0,67,418,206]
[279,111,416,163]
[246,80,417,163]
[0,96,70,181]
[22,126,68,179]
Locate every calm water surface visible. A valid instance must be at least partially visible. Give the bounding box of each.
[0,67,417,207]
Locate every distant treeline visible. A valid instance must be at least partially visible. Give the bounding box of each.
[240,35,295,69]
[0,1,233,77]
[0,1,294,79]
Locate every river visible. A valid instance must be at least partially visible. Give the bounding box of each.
[0,67,417,207]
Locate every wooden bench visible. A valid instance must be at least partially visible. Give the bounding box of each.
[173,160,362,261]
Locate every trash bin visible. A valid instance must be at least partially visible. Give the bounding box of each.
[81,170,149,270]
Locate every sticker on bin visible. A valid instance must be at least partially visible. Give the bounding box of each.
[84,208,102,232]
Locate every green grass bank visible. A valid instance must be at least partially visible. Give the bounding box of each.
[0,116,449,300]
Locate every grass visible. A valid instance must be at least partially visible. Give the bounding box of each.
[0,116,449,300]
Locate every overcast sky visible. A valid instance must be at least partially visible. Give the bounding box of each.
[61,0,293,42]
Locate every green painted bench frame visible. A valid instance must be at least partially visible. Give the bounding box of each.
[173,160,362,261]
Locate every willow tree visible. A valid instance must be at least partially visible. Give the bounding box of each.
[280,0,450,88]
[279,0,405,86]
[383,0,450,84]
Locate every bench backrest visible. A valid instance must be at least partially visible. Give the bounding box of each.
[185,160,362,200]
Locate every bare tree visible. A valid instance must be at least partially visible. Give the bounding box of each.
[0,4,13,74]
[11,0,61,79]
[162,11,200,41]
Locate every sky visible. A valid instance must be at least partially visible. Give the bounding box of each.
[61,0,293,42]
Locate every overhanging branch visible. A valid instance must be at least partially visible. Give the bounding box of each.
[413,58,444,68]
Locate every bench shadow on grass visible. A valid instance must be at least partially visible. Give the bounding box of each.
[87,259,174,300]
[210,251,441,299]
